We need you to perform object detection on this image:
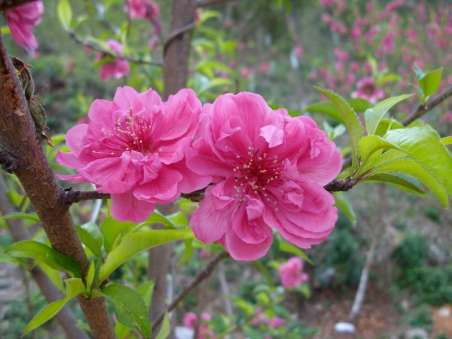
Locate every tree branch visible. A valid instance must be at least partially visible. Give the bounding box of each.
[151,252,228,331]
[0,33,115,339]
[67,31,163,67]
[0,0,36,11]
[403,84,452,125]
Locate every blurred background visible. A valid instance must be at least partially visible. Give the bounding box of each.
[0,0,451,338]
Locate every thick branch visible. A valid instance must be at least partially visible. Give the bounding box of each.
[0,34,115,339]
[67,31,163,67]
[151,252,228,331]
[0,0,36,11]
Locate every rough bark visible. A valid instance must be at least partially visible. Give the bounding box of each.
[0,34,115,339]
[0,176,88,339]
[148,0,196,331]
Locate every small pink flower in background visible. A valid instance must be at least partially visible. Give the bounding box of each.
[97,40,130,81]
[365,25,380,45]
[319,0,334,6]
[379,32,395,55]
[183,312,198,328]
[294,45,304,60]
[441,112,452,123]
[259,62,270,74]
[352,77,384,104]
[5,0,44,51]
[269,316,285,328]
[278,257,309,289]
[406,28,417,44]
[251,310,268,326]
[240,67,251,79]
[333,48,348,63]
[127,0,161,33]
[187,93,341,261]
[350,62,360,73]
[329,19,347,35]
[57,86,209,222]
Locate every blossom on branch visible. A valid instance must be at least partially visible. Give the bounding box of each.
[278,257,309,289]
[97,39,130,81]
[57,86,209,222]
[4,0,44,52]
[187,92,342,261]
[127,0,161,34]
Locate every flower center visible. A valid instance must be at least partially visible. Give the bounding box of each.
[114,109,153,154]
[232,147,282,196]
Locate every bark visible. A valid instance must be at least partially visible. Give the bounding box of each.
[0,175,88,339]
[148,0,196,331]
[0,34,115,339]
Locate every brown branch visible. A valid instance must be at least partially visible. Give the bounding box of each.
[324,178,358,192]
[151,252,228,331]
[163,21,196,55]
[0,34,115,338]
[196,0,239,7]
[67,31,163,67]
[403,84,452,125]
[0,0,36,11]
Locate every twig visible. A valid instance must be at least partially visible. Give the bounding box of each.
[324,178,358,192]
[197,0,239,7]
[163,22,196,55]
[67,31,163,67]
[403,84,452,125]
[151,252,228,331]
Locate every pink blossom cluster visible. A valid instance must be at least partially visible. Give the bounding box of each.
[278,257,309,289]
[4,0,44,52]
[127,0,161,34]
[251,310,285,328]
[58,88,341,261]
[96,40,130,81]
[182,312,216,339]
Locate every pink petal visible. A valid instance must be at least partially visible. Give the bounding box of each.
[111,192,155,222]
[260,125,284,148]
[224,228,272,261]
[134,168,182,203]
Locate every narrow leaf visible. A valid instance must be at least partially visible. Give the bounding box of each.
[58,0,73,30]
[99,229,192,282]
[156,313,171,339]
[334,192,357,225]
[364,94,412,134]
[418,68,443,100]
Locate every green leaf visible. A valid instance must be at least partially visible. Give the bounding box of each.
[58,0,73,30]
[441,136,452,145]
[334,192,357,225]
[145,211,176,229]
[156,313,170,339]
[1,212,39,223]
[99,229,192,282]
[370,158,448,207]
[384,125,452,196]
[358,135,395,167]
[86,260,96,291]
[418,68,442,101]
[102,283,151,338]
[6,240,80,277]
[314,87,364,167]
[24,278,84,335]
[76,222,103,257]
[100,217,135,253]
[363,174,425,195]
[364,94,412,134]
[374,118,403,136]
[278,239,312,264]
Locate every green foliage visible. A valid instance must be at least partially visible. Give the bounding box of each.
[24,278,85,335]
[6,240,80,277]
[402,304,432,331]
[57,0,73,31]
[155,313,170,339]
[76,222,103,257]
[334,192,357,225]
[99,228,192,282]
[393,233,428,270]
[415,66,443,102]
[102,283,151,338]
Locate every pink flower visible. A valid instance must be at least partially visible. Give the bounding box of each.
[240,67,251,79]
[57,86,209,222]
[352,77,384,104]
[294,45,304,59]
[127,0,161,33]
[334,48,348,63]
[187,93,341,261]
[259,62,270,74]
[183,312,198,328]
[269,316,285,328]
[5,0,44,51]
[379,32,395,55]
[97,40,130,81]
[278,257,309,289]
[441,112,452,123]
[251,310,268,326]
